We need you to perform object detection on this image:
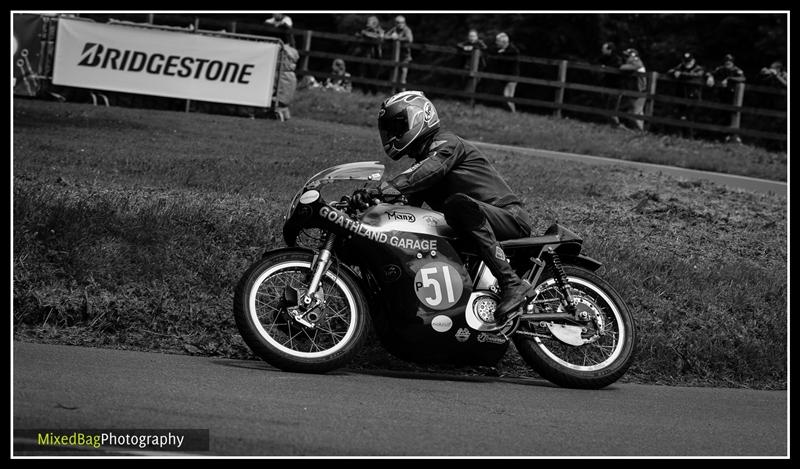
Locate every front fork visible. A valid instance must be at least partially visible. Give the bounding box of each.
[291,233,337,327]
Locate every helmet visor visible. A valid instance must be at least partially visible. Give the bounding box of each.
[379,111,410,144]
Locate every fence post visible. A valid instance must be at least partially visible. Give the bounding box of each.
[229,21,237,33]
[147,13,154,24]
[468,48,481,108]
[729,82,745,142]
[725,82,744,143]
[645,71,658,130]
[300,30,312,74]
[390,40,401,93]
[185,17,200,113]
[553,60,568,118]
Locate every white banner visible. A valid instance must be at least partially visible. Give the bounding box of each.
[53,18,279,107]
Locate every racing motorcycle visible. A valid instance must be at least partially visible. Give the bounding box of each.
[234,162,636,389]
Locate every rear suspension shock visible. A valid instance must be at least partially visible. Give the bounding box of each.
[544,248,577,315]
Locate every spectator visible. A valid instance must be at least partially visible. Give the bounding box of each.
[324,58,353,93]
[759,61,787,88]
[265,13,294,47]
[597,41,624,127]
[706,54,746,143]
[706,54,746,90]
[386,15,413,91]
[297,74,321,90]
[455,29,488,92]
[265,13,292,29]
[354,15,385,95]
[667,52,705,135]
[619,48,647,131]
[487,32,520,113]
[272,42,300,121]
[758,61,787,113]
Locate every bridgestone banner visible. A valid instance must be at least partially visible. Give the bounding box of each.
[53,18,280,106]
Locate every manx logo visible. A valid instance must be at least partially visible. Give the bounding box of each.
[387,211,416,223]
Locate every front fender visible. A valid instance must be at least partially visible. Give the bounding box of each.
[262,245,316,259]
[261,245,371,297]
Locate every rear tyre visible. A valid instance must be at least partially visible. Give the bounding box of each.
[513,265,636,389]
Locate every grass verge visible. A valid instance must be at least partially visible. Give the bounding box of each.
[291,88,787,182]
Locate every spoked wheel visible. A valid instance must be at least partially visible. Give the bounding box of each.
[233,249,370,373]
[513,265,636,389]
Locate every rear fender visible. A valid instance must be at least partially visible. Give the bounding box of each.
[561,254,604,273]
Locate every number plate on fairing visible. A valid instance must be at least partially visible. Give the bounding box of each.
[414,261,464,311]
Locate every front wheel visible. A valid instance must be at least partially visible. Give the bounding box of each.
[233,249,370,373]
[513,265,637,389]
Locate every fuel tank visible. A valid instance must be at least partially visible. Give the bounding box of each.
[360,204,457,239]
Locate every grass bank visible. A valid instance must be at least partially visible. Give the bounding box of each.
[13,99,787,389]
[291,88,787,182]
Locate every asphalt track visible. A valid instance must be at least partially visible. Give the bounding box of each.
[470,141,788,197]
[13,342,787,457]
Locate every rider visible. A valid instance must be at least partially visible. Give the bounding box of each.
[375,90,535,325]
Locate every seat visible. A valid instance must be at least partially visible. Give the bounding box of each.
[499,224,583,254]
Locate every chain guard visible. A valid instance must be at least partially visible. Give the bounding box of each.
[544,322,587,346]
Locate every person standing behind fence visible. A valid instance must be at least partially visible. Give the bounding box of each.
[355,15,385,95]
[272,42,300,121]
[667,52,705,136]
[487,32,520,113]
[456,29,488,92]
[705,54,745,143]
[758,61,787,112]
[265,13,295,47]
[759,61,787,88]
[387,15,413,91]
[618,48,647,131]
[706,54,746,90]
[597,41,624,127]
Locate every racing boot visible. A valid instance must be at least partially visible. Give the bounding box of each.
[482,243,535,326]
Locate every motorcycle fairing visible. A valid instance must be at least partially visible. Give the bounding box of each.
[331,211,508,365]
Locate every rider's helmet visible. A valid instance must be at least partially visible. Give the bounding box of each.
[378,91,440,160]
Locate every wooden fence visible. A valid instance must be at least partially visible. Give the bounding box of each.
[53,14,788,144]
[274,24,786,143]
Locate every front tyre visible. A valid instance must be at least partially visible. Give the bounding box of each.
[513,265,637,389]
[233,249,370,373]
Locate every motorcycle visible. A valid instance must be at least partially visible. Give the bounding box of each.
[234,161,636,389]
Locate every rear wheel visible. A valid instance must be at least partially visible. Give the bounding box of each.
[233,250,370,373]
[513,265,636,389]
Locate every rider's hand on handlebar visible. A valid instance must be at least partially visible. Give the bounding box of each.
[378,182,407,204]
[351,187,379,210]
[379,181,403,200]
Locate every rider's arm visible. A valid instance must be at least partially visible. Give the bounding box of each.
[384,141,463,194]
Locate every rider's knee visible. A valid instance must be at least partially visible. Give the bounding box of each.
[443,193,484,230]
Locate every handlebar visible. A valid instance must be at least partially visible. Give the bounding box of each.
[341,188,407,213]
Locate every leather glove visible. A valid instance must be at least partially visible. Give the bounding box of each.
[379,180,402,197]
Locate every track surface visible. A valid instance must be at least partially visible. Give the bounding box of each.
[13,342,787,456]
